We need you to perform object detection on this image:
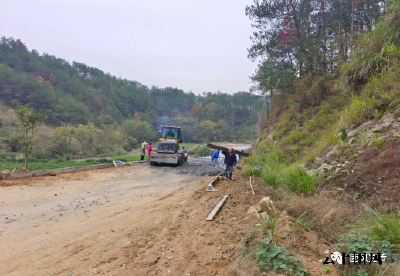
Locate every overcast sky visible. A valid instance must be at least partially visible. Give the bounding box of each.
[1,0,257,94]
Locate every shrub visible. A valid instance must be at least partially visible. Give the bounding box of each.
[195,146,210,157]
[372,133,386,149]
[243,167,262,176]
[304,118,319,132]
[284,165,322,195]
[338,94,377,128]
[126,136,138,151]
[282,130,306,144]
[9,135,22,152]
[262,166,283,187]
[340,128,348,141]
[335,232,399,263]
[255,238,309,276]
[361,203,400,250]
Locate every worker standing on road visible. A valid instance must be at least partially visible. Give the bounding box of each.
[140,142,147,161]
[148,143,153,158]
[221,148,237,180]
[211,150,220,167]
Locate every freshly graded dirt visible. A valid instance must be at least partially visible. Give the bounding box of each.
[0,159,340,276]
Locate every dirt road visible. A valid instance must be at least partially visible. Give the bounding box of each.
[0,159,235,276]
[0,159,340,276]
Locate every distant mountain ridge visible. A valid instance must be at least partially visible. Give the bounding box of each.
[0,37,267,143]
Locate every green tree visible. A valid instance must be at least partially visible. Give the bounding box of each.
[196,120,218,143]
[250,60,278,94]
[11,101,51,169]
[217,119,229,141]
[93,126,128,154]
[122,119,157,145]
[73,123,95,155]
[133,111,141,121]
[49,124,73,156]
[0,37,266,146]
[97,115,115,128]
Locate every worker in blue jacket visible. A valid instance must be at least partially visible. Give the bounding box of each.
[212,150,220,167]
[221,148,237,180]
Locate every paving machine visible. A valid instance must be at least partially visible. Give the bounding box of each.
[149,126,187,166]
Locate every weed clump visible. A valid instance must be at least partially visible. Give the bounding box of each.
[284,165,322,195]
[244,145,322,194]
[194,145,210,157]
[256,238,309,276]
[360,204,400,250]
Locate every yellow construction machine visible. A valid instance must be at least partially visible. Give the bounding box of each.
[149,125,187,166]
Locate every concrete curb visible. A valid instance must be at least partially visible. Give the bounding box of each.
[3,163,114,180]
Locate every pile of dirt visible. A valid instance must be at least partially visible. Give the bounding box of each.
[0,168,32,180]
[0,170,12,180]
[14,168,31,173]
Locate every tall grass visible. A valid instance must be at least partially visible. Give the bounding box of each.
[262,165,283,187]
[361,203,400,250]
[284,165,322,195]
[338,94,378,128]
[244,145,322,194]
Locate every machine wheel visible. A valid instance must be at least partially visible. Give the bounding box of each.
[177,157,182,166]
[150,161,157,165]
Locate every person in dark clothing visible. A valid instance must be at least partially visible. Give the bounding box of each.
[221,148,237,180]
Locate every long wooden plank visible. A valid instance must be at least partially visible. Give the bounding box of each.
[206,144,250,157]
[205,194,229,221]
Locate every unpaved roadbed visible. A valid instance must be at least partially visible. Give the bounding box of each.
[0,159,340,275]
[0,163,205,275]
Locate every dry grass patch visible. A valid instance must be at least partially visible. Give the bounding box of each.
[276,194,361,242]
[345,140,400,208]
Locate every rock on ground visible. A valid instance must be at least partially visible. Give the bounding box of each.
[258,197,275,215]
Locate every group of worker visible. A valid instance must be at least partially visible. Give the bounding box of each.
[140,141,236,180]
[211,148,237,181]
[140,142,152,160]
[139,142,186,161]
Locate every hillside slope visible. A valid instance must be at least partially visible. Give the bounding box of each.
[0,37,267,142]
[0,38,267,161]
[244,1,400,275]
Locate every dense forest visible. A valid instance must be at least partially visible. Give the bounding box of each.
[0,37,267,159]
[247,0,387,104]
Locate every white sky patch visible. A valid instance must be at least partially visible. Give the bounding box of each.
[0,0,257,94]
